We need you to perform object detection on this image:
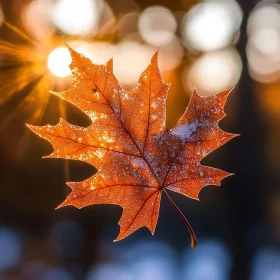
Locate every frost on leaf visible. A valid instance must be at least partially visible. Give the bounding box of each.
[27,47,237,247]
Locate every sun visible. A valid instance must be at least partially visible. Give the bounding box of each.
[48,47,72,78]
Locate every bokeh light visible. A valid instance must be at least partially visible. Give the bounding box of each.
[181,0,243,52]
[247,2,280,35]
[182,239,232,280]
[41,267,73,280]
[247,2,280,82]
[22,0,54,39]
[118,12,139,40]
[0,227,22,271]
[51,0,102,36]
[250,29,280,56]
[48,47,72,77]
[97,0,116,36]
[152,36,184,72]
[48,40,183,84]
[250,247,280,280]
[86,263,131,280]
[123,240,176,261]
[138,6,177,46]
[113,41,153,86]
[247,35,280,83]
[130,257,176,280]
[68,40,114,65]
[184,48,242,95]
[123,240,177,280]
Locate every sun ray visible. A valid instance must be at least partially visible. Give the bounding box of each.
[0,2,118,159]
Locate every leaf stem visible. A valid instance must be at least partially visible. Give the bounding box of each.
[162,189,197,248]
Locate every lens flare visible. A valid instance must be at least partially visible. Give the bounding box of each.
[48,47,71,78]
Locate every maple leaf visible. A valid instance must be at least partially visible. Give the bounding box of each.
[27,47,237,248]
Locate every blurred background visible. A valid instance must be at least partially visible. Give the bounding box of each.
[0,0,279,279]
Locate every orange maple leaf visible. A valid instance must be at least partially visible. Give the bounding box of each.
[28,47,237,247]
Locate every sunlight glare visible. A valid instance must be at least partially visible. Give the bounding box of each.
[48,47,71,78]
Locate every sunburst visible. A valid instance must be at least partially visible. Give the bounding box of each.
[0,21,73,123]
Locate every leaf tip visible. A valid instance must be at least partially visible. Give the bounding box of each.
[26,124,40,135]
[49,90,58,96]
[65,45,80,63]
[113,234,123,242]
[193,87,199,97]
[55,200,68,209]
[228,85,236,92]
[42,154,52,159]
[65,42,73,53]
[106,57,114,71]
[25,123,32,129]
[223,133,240,143]
[151,49,160,63]
[218,85,236,100]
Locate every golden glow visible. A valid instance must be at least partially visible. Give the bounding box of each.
[48,47,72,77]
